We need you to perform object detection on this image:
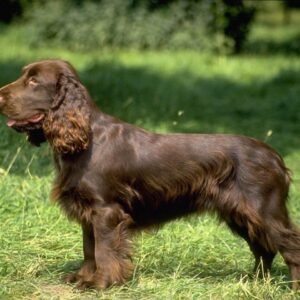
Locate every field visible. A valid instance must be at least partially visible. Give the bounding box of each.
[1,9,300,299]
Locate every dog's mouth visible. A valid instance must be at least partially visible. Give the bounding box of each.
[6,113,45,127]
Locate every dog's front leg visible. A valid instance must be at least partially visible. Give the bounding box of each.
[63,222,96,286]
[77,206,134,289]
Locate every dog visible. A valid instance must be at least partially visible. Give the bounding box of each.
[0,59,300,290]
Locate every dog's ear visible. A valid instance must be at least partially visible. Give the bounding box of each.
[43,73,91,154]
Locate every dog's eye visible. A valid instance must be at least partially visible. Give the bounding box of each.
[28,77,39,86]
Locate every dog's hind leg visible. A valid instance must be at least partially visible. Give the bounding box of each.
[241,187,300,290]
[215,185,278,276]
[226,219,277,276]
[266,220,300,289]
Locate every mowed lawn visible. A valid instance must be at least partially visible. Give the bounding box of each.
[1,19,300,299]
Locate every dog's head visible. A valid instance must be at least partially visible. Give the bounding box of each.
[0,60,91,153]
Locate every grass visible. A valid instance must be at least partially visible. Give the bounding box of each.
[1,7,300,299]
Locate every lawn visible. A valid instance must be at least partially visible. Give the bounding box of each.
[1,10,300,299]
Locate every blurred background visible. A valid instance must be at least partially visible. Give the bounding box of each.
[1,0,300,54]
[1,1,300,299]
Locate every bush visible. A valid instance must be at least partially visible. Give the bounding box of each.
[22,0,255,53]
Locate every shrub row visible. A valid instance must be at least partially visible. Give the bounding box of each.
[21,0,255,53]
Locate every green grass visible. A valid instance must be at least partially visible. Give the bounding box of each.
[1,10,300,299]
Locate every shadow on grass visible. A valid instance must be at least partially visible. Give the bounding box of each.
[44,252,291,292]
[49,260,82,277]
[246,31,300,55]
[0,59,300,176]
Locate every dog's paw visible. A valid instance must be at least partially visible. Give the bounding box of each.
[62,272,79,284]
[74,273,114,290]
[75,279,97,290]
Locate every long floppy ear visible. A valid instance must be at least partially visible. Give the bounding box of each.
[43,74,91,154]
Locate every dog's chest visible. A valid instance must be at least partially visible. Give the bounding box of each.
[52,184,94,223]
[52,156,95,223]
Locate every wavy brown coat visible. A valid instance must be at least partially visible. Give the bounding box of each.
[0,60,300,290]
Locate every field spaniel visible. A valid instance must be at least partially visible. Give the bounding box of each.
[0,59,300,290]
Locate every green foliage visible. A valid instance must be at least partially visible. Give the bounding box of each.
[21,0,254,53]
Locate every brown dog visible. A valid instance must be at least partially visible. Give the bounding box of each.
[0,59,299,290]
